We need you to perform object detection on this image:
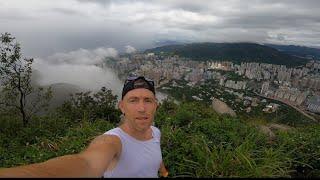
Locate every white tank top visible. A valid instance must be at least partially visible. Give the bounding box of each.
[103,126,162,178]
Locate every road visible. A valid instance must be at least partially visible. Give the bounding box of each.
[254,92,318,122]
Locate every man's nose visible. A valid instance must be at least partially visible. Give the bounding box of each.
[137,101,146,112]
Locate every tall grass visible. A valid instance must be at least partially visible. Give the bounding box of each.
[0,114,116,168]
[156,100,320,177]
[0,100,319,177]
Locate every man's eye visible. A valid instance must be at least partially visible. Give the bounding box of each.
[145,99,153,103]
[128,99,138,103]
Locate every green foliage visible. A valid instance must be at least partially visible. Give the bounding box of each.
[0,92,319,177]
[56,87,121,123]
[0,115,116,167]
[0,33,52,126]
[155,100,319,177]
[275,125,320,177]
[274,105,316,127]
[162,79,315,128]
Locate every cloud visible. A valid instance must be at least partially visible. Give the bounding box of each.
[32,47,123,97]
[125,45,137,54]
[46,47,118,65]
[1,0,320,57]
[276,34,286,41]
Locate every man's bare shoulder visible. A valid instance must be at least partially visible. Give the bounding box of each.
[75,134,122,176]
[87,134,122,150]
[79,133,122,165]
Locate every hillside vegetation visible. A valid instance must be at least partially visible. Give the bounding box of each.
[0,92,319,178]
[145,43,310,66]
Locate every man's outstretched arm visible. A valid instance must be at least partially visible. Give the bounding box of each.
[0,135,121,177]
[0,154,93,177]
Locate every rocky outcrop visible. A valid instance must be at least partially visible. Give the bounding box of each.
[258,123,291,142]
[259,125,276,141]
[211,97,236,117]
[269,123,291,131]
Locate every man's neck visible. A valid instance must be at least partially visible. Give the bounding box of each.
[119,123,152,141]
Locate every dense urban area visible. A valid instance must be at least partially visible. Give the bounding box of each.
[105,53,320,122]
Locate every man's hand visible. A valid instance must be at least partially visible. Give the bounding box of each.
[160,169,169,177]
[159,161,168,177]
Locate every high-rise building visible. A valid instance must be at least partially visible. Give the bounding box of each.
[260,81,270,95]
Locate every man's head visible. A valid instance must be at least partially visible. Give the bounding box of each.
[119,76,157,132]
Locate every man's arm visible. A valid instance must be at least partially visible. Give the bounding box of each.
[0,134,121,177]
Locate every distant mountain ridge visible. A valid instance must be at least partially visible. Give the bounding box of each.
[264,44,320,60]
[145,42,310,66]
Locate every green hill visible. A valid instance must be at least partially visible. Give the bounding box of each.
[145,42,310,66]
[265,44,320,60]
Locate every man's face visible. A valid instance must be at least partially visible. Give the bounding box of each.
[119,88,158,132]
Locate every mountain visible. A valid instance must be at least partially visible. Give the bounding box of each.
[145,42,310,66]
[265,44,320,60]
[153,40,182,47]
[46,83,83,111]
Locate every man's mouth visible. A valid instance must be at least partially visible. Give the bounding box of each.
[136,117,149,120]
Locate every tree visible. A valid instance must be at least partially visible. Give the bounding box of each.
[0,32,52,126]
[57,87,121,123]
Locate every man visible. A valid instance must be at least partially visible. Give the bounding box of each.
[0,76,168,178]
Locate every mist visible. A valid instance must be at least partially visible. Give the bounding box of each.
[32,46,124,98]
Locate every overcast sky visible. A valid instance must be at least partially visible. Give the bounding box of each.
[1,0,320,93]
[1,0,320,58]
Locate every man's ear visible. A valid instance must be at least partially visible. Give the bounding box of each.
[118,100,124,114]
